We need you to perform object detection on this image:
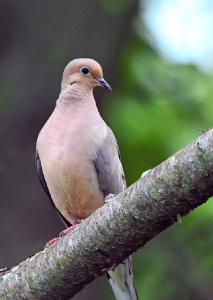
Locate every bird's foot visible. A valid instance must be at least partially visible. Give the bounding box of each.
[47,237,59,246]
[105,193,115,203]
[46,224,78,247]
[59,224,78,237]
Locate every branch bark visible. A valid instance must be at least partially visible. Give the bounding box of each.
[1,129,213,300]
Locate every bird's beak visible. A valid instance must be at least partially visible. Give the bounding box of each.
[96,78,112,92]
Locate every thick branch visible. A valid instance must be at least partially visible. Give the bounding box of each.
[1,129,213,300]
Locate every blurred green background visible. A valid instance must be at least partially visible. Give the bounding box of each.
[0,1,212,299]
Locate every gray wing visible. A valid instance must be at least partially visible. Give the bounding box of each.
[94,129,138,299]
[94,126,126,197]
[35,150,71,227]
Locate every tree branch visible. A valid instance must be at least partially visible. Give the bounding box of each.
[1,129,213,300]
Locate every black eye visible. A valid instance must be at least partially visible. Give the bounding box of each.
[80,66,90,75]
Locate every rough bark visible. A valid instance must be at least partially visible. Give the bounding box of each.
[0,129,212,300]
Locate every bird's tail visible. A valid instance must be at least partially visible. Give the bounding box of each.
[107,256,138,300]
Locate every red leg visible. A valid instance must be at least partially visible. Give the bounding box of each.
[46,224,78,247]
[47,237,59,246]
[59,224,78,236]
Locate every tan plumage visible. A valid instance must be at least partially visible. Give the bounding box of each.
[36,58,138,300]
[37,91,106,224]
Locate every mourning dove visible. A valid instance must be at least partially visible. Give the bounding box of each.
[36,58,138,300]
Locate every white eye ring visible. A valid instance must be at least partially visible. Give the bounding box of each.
[80,66,90,75]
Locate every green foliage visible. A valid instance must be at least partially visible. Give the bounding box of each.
[106,41,213,182]
[99,0,133,14]
[104,39,213,299]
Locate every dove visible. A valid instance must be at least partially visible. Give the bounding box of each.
[36,58,138,300]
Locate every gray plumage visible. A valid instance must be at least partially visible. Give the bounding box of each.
[94,127,138,300]
[94,126,126,197]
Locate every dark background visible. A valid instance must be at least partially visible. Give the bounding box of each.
[0,1,212,299]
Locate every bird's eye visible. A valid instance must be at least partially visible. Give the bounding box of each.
[80,66,90,75]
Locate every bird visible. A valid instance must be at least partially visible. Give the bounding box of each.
[36,58,138,300]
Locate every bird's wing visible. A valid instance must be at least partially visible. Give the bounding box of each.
[94,127,138,300]
[35,150,71,227]
[94,126,126,198]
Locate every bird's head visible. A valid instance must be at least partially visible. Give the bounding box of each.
[61,58,112,93]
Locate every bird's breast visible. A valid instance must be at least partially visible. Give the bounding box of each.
[37,110,107,224]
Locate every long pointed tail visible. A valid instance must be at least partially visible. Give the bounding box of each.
[107,256,138,300]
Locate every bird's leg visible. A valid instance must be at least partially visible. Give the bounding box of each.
[59,224,78,237]
[47,223,79,247]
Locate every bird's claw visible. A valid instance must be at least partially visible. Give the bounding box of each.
[45,224,78,247]
[59,224,78,237]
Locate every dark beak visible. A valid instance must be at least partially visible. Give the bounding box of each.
[97,78,112,92]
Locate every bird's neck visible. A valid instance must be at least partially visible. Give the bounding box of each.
[55,86,100,119]
[56,85,95,106]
